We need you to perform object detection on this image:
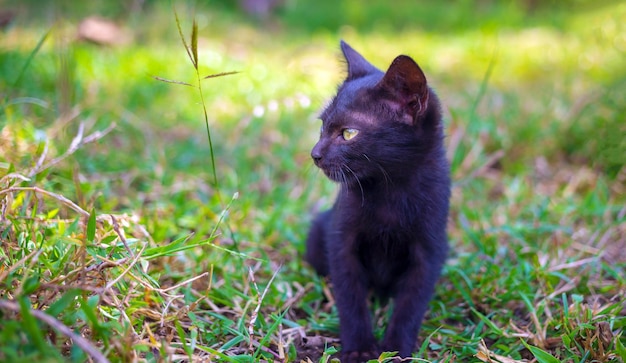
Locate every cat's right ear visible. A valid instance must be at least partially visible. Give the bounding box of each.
[340,40,378,80]
[378,55,430,120]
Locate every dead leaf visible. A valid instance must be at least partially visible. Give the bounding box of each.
[77,16,131,46]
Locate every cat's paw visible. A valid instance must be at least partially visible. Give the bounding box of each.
[341,349,379,363]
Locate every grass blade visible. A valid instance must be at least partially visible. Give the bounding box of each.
[79,296,101,330]
[173,9,194,68]
[152,75,193,87]
[521,339,560,363]
[19,297,47,351]
[87,208,96,243]
[143,234,193,259]
[46,289,81,317]
[469,46,498,122]
[12,29,50,89]
[194,344,240,362]
[191,19,198,70]
[203,71,240,79]
[175,319,192,358]
[470,307,503,335]
[198,82,218,186]
[615,334,626,361]
[209,192,239,239]
[252,312,286,361]
[5,97,50,108]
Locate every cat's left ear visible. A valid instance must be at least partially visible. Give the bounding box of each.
[378,55,429,120]
[341,40,379,80]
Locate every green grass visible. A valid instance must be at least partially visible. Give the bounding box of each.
[1,0,625,362]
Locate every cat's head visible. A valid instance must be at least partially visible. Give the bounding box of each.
[311,40,442,187]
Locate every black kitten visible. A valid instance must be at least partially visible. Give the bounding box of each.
[305,41,450,362]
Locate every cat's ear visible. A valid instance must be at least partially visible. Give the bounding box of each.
[340,40,378,80]
[378,55,429,119]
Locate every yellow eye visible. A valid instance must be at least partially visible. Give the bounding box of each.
[342,128,359,140]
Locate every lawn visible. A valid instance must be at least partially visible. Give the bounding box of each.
[0,0,625,362]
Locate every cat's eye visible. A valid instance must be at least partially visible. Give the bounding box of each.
[342,128,359,140]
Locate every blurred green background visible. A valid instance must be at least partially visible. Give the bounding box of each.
[3,0,624,181]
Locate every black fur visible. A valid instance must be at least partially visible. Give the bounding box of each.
[305,41,450,362]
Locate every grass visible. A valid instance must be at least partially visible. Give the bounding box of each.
[1,0,625,362]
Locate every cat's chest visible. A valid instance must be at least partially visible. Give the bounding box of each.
[356,225,412,294]
[337,187,422,243]
[338,191,420,292]
[372,201,406,227]
[352,195,417,251]
[359,191,416,229]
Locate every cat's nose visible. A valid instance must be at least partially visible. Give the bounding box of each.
[311,143,323,163]
[311,150,322,163]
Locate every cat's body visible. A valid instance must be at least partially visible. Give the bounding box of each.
[305,41,450,362]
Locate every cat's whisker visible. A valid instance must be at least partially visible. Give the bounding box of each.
[331,168,345,185]
[344,164,365,206]
[376,162,393,188]
[339,169,348,185]
[362,153,393,189]
[340,169,348,185]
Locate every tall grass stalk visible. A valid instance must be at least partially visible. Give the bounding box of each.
[166,10,238,189]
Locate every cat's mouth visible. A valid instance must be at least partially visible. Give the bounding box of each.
[318,164,362,186]
[322,168,344,183]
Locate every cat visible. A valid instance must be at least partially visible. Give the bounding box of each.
[305,41,450,362]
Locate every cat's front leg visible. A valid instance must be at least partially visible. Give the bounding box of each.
[381,258,443,358]
[328,237,379,362]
